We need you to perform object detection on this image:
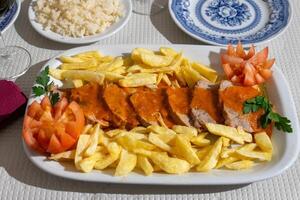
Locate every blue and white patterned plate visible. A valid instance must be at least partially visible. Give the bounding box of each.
[169,0,292,46]
[0,0,21,33]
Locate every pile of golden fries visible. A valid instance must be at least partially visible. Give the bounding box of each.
[49,47,218,88]
[50,123,272,176]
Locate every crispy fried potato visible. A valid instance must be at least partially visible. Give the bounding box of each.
[105,129,125,138]
[196,145,212,160]
[148,125,176,143]
[159,47,178,57]
[172,125,197,139]
[59,56,85,63]
[237,126,253,143]
[235,149,272,161]
[103,72,124,81]
[61,59,97,70]
[182,61,208,87]
[72,79,84,88]
[216,156,239,169]
[75,134,90,170]
[115,149,137,176]
[220,148,235,158]
[150,152,190,174]
[130,126,148,134]
[49,150,75,161]
[62,70,105,84]
[162,74,172,86]
[131,48,155,62]
[78,152,102,173]
[196,137,223,172]
[84,124,101,156]
[225,160,254,170]
[73,51,102,60]
[116,135,156,151]
[191,134,211,147]
[140,53,173,67]
[82,124,93,135]
[173,135,200,165]
[94,142,122,170]
[137,155,154,176]
[254,132,273,153]
[206,123,245,144]
[148,132,172,152]
[191,62,218,83]
[49,68,65,80]
[119,73,157,87]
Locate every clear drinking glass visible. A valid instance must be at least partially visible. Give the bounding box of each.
[132,0,167,16]
[0,0,31,80]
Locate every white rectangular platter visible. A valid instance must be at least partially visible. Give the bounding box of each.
[23,44,300,185]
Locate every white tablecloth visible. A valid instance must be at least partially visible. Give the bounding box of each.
[1,0,299,199]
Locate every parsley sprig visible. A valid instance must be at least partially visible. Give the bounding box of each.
[32,66,60,105]
[243,96,292,133]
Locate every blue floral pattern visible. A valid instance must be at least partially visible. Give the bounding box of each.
[170,0,290,45]
[0,2,18,32]
[205,0,251,26]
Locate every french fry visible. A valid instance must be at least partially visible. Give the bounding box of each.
[159,47,178,57]
[73,51,102,60]
[196,137,223,172]
[191,62,218,83]
[49,150,76,161]
[131,48,155,62]
[49,68,65,80]
[225,160,254,170]
[254,132,273,153]
[148,132,172,152]
[72,79,84,88]
[191,133,211,147]
[130,126,148,134]
[172,125,197,139]
[237,126,253,143]
[162,74,172,86]
[116,134,156,151]
[196,145,212,159]
[137,155,154,176]
[119,73,157,87]
[59,56,84,63]
[78,152,102,173]
[61,59,98,70]
[172,135,200,165]
[206,123,246,144]
[115,149,137,176]
[94,142,122,170]
[235,149,272,161]
[140,53,173,67]
[62,70,105,85]
[216,156,239,169]
[75,134,91,170]
[84,124,101,156]
[150,152,190,174]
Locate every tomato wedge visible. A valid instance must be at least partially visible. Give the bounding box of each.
[221,42,274,86]
[23,96,85,154]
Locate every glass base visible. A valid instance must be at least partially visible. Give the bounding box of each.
[133,0,167,16]
[0,46,31,80]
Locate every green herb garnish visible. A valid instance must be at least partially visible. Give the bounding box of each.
[243,96,292,133]
[32,66,60,105]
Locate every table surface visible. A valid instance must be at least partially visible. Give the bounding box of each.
[1,0,300,199]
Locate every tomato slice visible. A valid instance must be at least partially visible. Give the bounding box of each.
[221,43,274,86]
[23,96,85,154]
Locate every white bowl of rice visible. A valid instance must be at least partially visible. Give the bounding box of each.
[28,0,132,44]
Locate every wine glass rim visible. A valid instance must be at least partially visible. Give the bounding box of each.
[0,45,32,80]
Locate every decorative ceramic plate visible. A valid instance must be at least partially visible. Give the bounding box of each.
[23,44,300,185]
[169,0,292,46]
[0,0,21,33]
[28,0,132,44]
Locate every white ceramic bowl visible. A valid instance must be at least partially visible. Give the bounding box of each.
[28,0,132,44]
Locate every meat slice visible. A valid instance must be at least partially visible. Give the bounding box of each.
[130,89,162,126]
[219,80,272,135]
[190,80,223,129]
[130,88,175,128]
[69,82,112,126]
[103,84,139,128]
[166,87,191,126]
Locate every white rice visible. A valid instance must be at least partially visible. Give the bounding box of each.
[33,0,123,37]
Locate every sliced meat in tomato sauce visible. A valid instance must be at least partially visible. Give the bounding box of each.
[103,84,139,129]
[69,82,112,126]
